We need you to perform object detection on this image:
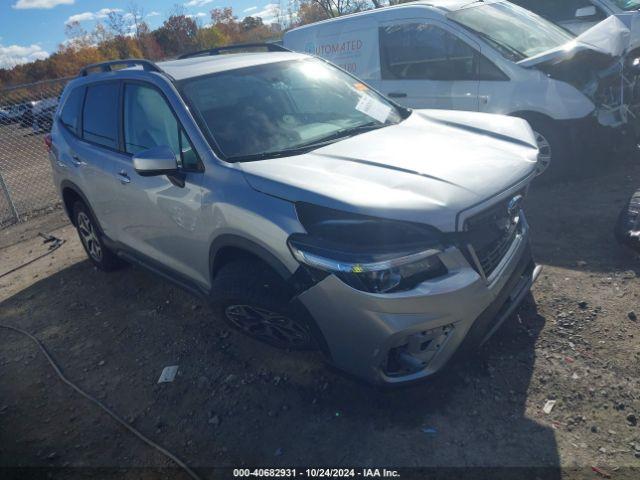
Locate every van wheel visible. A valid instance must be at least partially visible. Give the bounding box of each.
[527,119,571,182]
[211,259,316,350]
[73,201,124,271]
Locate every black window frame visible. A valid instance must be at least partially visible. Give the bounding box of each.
[120,80,205,173]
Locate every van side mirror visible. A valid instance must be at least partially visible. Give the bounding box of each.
[575,5,597,19]
[132,146,179,177]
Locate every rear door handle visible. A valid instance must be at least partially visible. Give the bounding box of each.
[117,169,131,184]
[388,92,407,98]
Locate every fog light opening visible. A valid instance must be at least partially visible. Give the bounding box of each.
[384,325,454,377]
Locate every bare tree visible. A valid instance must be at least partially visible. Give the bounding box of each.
[106,10,130,37]
[309,0,371,17]
[127,2,145,40]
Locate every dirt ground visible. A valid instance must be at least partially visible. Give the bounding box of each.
[1,155,640,479]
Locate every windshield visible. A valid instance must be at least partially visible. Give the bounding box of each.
[179,58,404,161]
[613,0,640,10]
[449,2,574,61]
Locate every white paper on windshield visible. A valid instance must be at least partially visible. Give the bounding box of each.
[356,94,392,123]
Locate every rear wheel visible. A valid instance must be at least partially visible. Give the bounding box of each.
[73,201,124,271]
[211,259,317,350]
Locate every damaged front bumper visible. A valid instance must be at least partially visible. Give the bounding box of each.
[297,213,540,385]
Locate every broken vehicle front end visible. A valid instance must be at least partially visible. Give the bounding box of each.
[292,184,541,385]
[521,16,640,144]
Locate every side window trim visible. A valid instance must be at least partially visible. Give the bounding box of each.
[121,80,204,173]
[378,17,482,82]
[80,79,124,154]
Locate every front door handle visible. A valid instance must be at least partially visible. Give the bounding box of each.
[388,92,407,98]
[71,155,87,167]
[117,169,131,184]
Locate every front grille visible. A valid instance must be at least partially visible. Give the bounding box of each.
[463,194,522,278]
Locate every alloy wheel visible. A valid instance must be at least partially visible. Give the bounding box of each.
[534,130,552,175]
[77,211,103,262]
[224,304,311,348]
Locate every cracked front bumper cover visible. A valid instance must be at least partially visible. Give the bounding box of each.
[298,216,539,385]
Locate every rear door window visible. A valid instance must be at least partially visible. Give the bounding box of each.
[82,82,119,149]
[59,87,84,135]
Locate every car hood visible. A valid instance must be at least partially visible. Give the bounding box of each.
[239,110,538,232]
[518,15,632,70]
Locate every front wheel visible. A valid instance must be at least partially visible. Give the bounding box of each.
[532,129,552,176]
[523,117,571,182]
[210,259,317,351]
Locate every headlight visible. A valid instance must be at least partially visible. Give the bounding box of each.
[288,203,448,294]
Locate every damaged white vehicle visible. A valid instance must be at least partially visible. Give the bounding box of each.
[284,0,640,179]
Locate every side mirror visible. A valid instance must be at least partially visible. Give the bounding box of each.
[575,5,597,19]
[132,146,178,177]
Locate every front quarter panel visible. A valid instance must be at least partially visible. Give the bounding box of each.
[199,164,303,289]
[480,66,596,120]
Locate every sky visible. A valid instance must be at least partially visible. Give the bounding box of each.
[0,0,287,69]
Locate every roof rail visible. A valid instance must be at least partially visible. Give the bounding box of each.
[79,59,167,77]
[178,43,289,60]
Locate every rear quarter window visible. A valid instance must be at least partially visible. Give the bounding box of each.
[82,82,119,149]
[59,87,85,136]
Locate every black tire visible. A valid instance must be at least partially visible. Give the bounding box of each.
[73,201,124,271]
[524,117,572,182]
[210,258,317,351]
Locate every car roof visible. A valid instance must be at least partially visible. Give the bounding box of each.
[286,0,497,32]
[414,0,489,11]
[157,51,308,81]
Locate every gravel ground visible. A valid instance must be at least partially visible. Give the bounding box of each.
[0,156,639,479]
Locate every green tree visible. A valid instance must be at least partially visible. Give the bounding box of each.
[153,14,199,57]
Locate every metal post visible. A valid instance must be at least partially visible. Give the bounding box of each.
[0,170,19,224]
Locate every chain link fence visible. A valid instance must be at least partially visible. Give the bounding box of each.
[0,77,73,228]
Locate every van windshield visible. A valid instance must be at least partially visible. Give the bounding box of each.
[179,58,405,161]
[449,2,574,62]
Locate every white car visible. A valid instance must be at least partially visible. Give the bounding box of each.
[284,0,640,179]
[31,97,59,133]
[511,0,639,36]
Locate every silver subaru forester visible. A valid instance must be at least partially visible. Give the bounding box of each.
[49,50,541,385]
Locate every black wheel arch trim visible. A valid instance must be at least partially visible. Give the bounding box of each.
[60,180,105,233]
[209,234,294,284]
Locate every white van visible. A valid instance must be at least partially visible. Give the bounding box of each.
[284,0,640,178]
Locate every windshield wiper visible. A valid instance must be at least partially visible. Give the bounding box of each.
[227,122,389,162]
[306,121,388,144]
